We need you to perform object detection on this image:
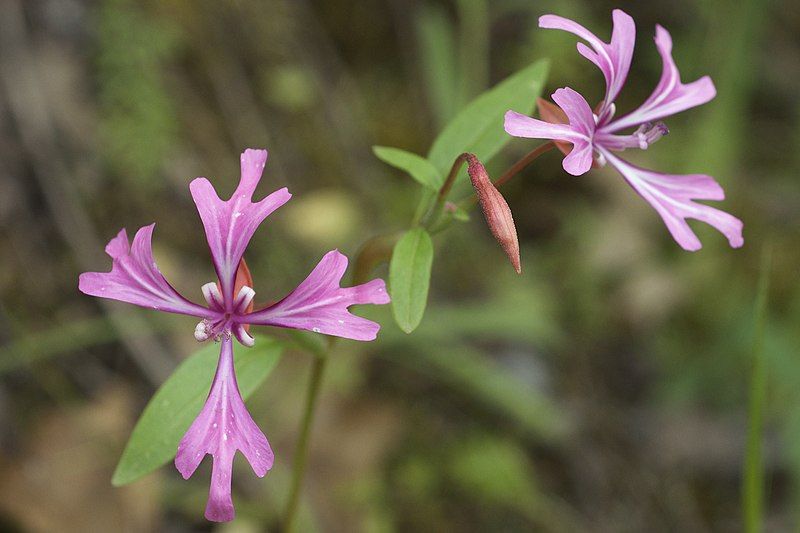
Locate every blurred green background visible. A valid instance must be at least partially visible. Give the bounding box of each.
[0,0,797,531]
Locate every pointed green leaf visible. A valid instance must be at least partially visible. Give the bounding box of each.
[389,227,434,333]
[373,146,443,190]
[427,59,549,175]
[111,337,283,486]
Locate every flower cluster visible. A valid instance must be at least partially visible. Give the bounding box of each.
[79,149,390,521]
[505,9,743,251]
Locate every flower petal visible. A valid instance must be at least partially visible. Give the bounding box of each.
[175,336,274,522]
[562,140,594,176]
[599,148,743,251]
[242,250,390,341]
[504,110,582,142]
[506,88,596,176]
[603,25,716,133]
[540,9,635,119]
[190,149,291,309]
[78,225,212,317]
[551,87,596,136]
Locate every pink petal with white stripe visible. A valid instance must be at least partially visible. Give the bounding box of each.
[243,250,390,341]
[599,148,743,251]
[505,88,597,176]
[78,225,212,318]
[174,336,273,522]
[603,25,716,133]
[190,149,291,309]
[540,9,635,120]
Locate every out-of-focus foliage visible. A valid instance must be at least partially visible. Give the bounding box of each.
[95,0,182,188]
[0,0,797,531]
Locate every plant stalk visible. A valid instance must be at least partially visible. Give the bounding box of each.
[282,353,328,532]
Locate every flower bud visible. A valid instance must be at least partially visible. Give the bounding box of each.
[466,154,521,274]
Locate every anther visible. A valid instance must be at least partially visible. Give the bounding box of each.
[194,320,212,342]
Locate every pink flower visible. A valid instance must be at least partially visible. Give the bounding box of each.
[78,149,390,521]
[505,10,743,251]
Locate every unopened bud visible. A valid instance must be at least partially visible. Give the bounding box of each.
[466,154,521,274]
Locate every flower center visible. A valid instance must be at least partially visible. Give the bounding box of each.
[194,282,256,343]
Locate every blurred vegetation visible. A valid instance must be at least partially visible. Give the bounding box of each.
[0,0,797,531]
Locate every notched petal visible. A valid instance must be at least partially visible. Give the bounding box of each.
[540,9,636,118]
[78,225,212,318]
[190,149,291,307]
[242,250,390,341]
[604,25,716,132]
[600,149,743,251]
[175,337,274,522]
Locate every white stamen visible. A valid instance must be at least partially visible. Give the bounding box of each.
[234,323,255,347]
[312,327,321,333]
[201,282,224,310]
[233,285,256,314]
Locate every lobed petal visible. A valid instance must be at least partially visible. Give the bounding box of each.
[191,149,291,309]
[175,336,274,522]
[78,225,212,317]
[603,25,716,133]
[242,250,390,341]
[504,110,582,142]
[599,148,743,251]
[506,88,597,176]
[540,9,635,120]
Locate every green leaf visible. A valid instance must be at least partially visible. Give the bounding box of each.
[427,59,549,175]
[373,146,443,190]
[111,337,283,486]
[389,227,434,333]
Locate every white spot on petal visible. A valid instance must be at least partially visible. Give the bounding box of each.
[312,327,320,333]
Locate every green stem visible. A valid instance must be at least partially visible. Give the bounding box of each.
[281,235,390,531]
[283,353,328,532]
[493,141,555,189]
[743,242,772,533]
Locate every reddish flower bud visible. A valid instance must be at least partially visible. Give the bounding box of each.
[465,154,521,274]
